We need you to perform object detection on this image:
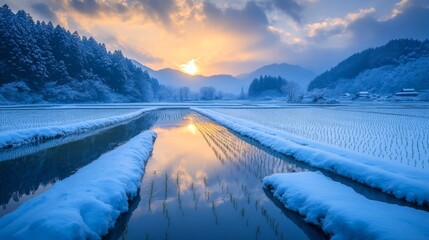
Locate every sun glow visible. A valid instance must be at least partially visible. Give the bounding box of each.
[187,123,197,135]
[180,59,198,75]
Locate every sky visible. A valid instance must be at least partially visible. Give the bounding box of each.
[3,0,429,76]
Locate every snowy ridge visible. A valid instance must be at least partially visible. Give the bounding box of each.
[193,108,429,205]
[263,172,429,239]
[0,107,157,150]
[0,131,156,239]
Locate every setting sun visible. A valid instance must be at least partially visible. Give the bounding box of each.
[180,59,198,75]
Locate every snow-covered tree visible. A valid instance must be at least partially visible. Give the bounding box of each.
[0,5,159,103]
[179,87,190,101]
[199,86,216,100]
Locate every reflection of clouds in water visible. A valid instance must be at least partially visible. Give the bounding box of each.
[146,198,176,213]
[195,171,207,188]
[173,166,209,191]
[113,110,323,240]
[173,165,193,190]
[212,195,228,207]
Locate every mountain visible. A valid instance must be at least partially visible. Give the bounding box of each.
[132,61,315,94]
[131,59,154,73]
[0,5,158,104]
[308,39,429,94]
[131,61,245,94]
[237,63,316,89]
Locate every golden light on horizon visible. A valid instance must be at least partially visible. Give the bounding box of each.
[180,59,198,75]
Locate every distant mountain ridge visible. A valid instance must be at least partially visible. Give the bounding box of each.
[308,39,429,94]
[131,60,244,94]
[237,63,316,89]
[132,61,315,94]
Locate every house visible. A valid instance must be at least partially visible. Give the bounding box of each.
[356,91,369,97]
[395,88,418,96]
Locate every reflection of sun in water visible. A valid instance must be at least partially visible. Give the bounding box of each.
[187,123,197,135]
[180,59,198,75]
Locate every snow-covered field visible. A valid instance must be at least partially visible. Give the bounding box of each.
[211,106,429,169]
[0,103,428,238]
[0,108,141,132]
[194,108,429,205]
[0,108,156,150]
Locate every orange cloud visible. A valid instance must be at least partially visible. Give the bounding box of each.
[7,0,429,74]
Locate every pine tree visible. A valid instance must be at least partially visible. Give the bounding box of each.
[0,5,159,103]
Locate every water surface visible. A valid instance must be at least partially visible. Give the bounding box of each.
[106,109,324,240]
[0,111,159,216]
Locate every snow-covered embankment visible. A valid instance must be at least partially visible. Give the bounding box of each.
[263,172,429,239]
[0,131,156,239]
[192,108,429,205]
[0,107,157,150]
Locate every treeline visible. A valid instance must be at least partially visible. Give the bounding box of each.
[248,76,286,97]
[247,75,301,101]
[0,5,159,103]
[308,39,429,92]
[154,86,232,101]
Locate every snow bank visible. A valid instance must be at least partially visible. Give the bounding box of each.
[263,172,429,239]
[0,131,156,239]
[0,107,157,150]
[193,108,429,205]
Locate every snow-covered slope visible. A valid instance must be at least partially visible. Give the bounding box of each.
[263,172,429,239]
[337,56,429,94]
[193,108,429,205]
[0,131,156,239]
[309,39,429,94]
[0,7,156,104]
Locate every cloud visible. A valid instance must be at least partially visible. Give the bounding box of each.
[349,6,429,49]
[306,0,429,45]
[304,0,429,49]
[31,3,58,22]
[295,0,429,72]
[70,0,100,15]
[5,0,429,75]
[271,0,303,22]
[203,1,269,33]
[202,1,281,49]
[390,0,428,17]
[61,0,200,28]
[137,0,177,26]
[306,8,375,39]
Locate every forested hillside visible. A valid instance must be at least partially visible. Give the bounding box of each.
[308,39,429,94]
[248,76,286,97]
[0,5,159,103]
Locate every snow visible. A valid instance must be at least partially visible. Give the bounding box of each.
[210,107,429,168]
[263,172,429,239]
[0,108,142,132]
[331,56,429,96]
[0,107,157,150]
[0,131,156,239]
[193,108,429,205]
